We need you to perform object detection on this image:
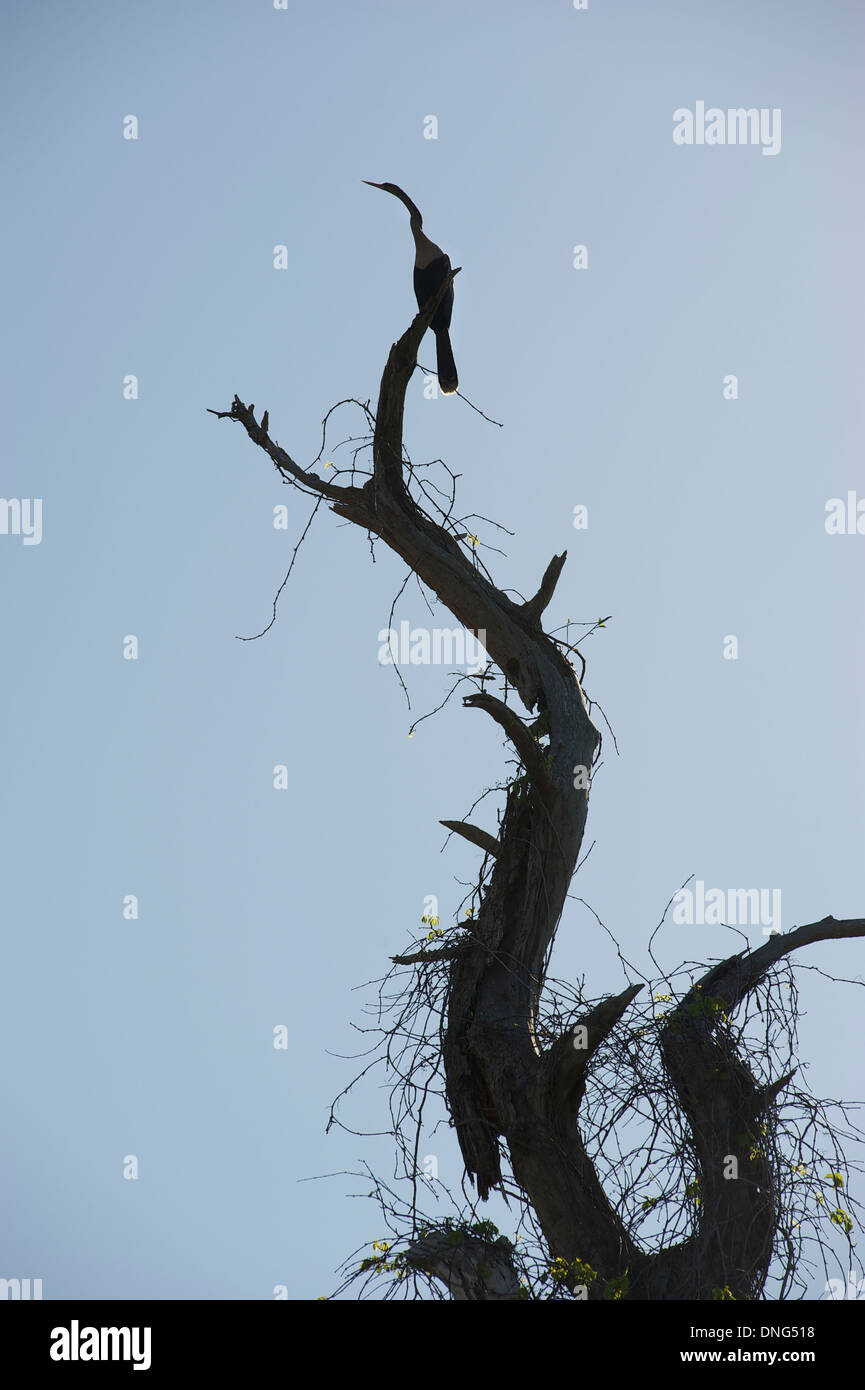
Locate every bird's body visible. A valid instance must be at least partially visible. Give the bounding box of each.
[363,181,458,395]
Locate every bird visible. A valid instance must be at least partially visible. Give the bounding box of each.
[362,181,458,395]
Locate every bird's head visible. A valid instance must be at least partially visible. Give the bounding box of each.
[362,180,409,197]
[362,180,422,225]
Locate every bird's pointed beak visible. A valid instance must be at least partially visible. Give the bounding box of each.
[362,180,384,189]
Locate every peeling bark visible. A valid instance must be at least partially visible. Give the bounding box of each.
[404,1230,521,1301]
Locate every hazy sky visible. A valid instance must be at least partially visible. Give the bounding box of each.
[1,0,863,1300]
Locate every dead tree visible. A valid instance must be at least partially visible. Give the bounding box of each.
[211,279,865,1301]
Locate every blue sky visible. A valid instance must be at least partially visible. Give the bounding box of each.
[1,0,863,1300]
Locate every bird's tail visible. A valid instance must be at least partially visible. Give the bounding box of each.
[434,329,458,395]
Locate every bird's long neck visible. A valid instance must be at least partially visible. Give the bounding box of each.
[410,219,445,269]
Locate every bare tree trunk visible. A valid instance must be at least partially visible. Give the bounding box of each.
[211,289,865,1301]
